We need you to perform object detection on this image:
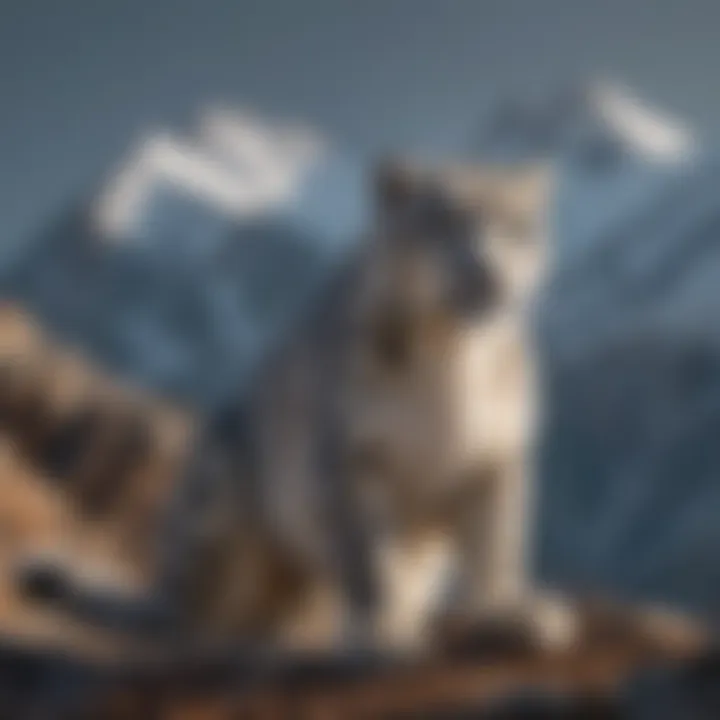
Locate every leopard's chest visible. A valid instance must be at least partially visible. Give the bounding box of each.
[449,313,535,470]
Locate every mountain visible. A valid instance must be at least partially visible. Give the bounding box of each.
[473,82,720,621]
[537,314,720,621]
[533,140,720,619]
[474,80,696,166]
[0,110,366,408]
[471,81,705,355]
[9,84,692,410]
[474,81,698,268]
[7,86,720,620]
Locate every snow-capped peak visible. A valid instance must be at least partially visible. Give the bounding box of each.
[93,109,325,240]
[199,107,323,186]
[584,81,695,163]
[476,80,697,166]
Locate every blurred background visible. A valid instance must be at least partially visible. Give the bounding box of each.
[3,1,720,715]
